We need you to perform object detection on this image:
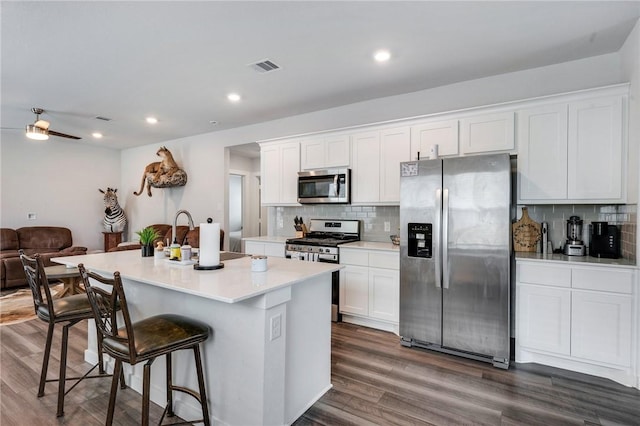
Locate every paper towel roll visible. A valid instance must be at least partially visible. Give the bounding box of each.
[199,222,220,267]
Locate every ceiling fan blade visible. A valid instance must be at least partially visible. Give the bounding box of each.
[48,129,82,140]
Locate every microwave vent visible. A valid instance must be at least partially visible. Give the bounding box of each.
[249,59,281,73]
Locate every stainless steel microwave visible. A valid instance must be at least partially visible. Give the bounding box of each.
[297,169,350,204]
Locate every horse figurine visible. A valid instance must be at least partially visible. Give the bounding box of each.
[100,187,127,233]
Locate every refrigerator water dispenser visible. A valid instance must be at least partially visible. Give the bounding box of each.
[408,223,432,258]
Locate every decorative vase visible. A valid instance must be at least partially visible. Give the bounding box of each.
[141,244,154,257]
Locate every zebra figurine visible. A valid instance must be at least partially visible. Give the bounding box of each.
[99,188,127,233]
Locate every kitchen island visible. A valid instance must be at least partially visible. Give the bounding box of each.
[53,250,341,425]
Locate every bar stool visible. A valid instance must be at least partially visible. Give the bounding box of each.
[19,252,117,417]
[78,264,211,426]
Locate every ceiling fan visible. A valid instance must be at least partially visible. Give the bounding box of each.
[25,107,81,140]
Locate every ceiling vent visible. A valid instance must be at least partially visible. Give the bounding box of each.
[249,59,281,73]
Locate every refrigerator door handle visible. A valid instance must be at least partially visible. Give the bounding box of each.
[435,188,442,288]
[442,188,450,289]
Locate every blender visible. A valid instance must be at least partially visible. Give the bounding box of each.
[564,215,586,256]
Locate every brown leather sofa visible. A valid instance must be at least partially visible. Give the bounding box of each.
[108,224,224,252]
[0,227,87,289]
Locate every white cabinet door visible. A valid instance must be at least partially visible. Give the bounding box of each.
[325,135,350,168]
[300,135,350,170]
[260,144,281,204]
[460,112,515,154]
[571,291,632,366]
[368,267,399,322]
[410,120,458,159]
[339,265,369,316]
[280,141,301,204]
[299,137,325,170]
[379,127,411,203]
[517,104,568,201]
[244,241,264,255]
[260,141,300,205]
[517,284,571,355]
[567,96,623,201]
[351,131,381,203]
[263,242,285,258]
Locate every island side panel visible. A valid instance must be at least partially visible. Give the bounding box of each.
[285,272,333,424]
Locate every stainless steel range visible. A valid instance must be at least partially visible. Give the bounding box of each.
[286,219,361,322]
[285,219,361,263]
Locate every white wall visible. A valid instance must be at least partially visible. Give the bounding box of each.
[1,50,628,251]
[0,136,120,250]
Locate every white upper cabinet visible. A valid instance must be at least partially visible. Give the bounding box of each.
[300,134,350,170]
[379,127,411,203]
[410,120,459,160]
[260,140,300,205]
[351,131,381,203]
[567,96,623,201]
[517,104,569,201]
[352,127,411,204]
[518,92,625,204]
[460,112,515,154]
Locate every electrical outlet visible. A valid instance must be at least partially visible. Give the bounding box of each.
[270,314,281,341]
[384,221,391,232]
[28,213,37,220]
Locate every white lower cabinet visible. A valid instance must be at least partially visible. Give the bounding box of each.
[243,241,285,258]
[339,247,399,334]
[516,260,636,388]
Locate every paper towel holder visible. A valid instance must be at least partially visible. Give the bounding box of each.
[194,217,224,270]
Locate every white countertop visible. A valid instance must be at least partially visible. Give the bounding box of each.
[242,236,290,244]
[341,241,400,252]
[515,252,636,268]
[53,250,341,304]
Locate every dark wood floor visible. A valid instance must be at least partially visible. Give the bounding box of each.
[1,319,639,425]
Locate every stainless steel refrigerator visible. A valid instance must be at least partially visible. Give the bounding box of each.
[399,153,511,369]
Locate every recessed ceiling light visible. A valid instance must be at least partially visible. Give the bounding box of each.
[374,49,391,62]
[146,117,158,124]
[92,132,103,139]
[227,93,241,102]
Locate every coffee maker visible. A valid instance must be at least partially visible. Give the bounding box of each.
[564,215,586,256]
[590,222,620,258]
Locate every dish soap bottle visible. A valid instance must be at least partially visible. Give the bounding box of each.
[180,238,192,262]
[170,238,181,260]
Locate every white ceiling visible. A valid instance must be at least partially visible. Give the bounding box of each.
[2,1,639,151]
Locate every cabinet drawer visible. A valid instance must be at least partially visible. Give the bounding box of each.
[518,263,571,288]
[369,252,399,270]
[572,267,633,294]
[340,250,369,266]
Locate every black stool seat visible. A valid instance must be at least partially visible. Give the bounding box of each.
[36,293,94,321]
[104,314,209,360]
[78,264,211,426]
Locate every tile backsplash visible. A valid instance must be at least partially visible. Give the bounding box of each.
[269,203,637,262]
[516,204,637,262]
[271,205,400,242]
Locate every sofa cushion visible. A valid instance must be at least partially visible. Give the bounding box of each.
[1,228,19,250]
[17,226,72,250]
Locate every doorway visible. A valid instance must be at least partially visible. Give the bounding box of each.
[228,174,243,252]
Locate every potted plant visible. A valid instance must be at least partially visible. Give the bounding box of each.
[136,226,160,257]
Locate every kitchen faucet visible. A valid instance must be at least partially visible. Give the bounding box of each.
[172,209,195,244]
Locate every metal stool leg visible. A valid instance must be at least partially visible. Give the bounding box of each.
[142,359,153,426]
[194,345,211,426]
[56,323,71,417]
[38,322,55,397]
[106,359,122,426]
[166,353,174,417]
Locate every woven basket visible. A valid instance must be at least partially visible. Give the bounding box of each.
[512,207,541,252]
